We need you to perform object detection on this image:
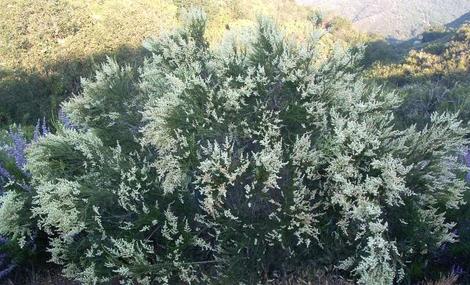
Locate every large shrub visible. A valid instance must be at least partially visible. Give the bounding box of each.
[1,10,468,284]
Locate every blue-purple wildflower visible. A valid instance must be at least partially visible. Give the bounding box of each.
[6,128,27,170]
[0,165,11,181]
[0,164,12,192]
[0,126,42,280]
[41,117,49,136]
[58,108,76,130]
[33,118,49,142]
[452,264,465,276]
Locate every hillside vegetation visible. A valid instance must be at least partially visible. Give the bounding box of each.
[371,24,470,127]
[297,0,470,40]
[0,0,367,127]
[373,25,470,84]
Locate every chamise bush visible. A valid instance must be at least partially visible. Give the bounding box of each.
[0,9,468,284]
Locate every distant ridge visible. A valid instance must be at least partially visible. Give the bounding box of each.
[296,0,470,40]
[447,12,470,29]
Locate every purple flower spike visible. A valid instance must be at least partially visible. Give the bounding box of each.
[42,117,49,136]
[58,108,76,130]
[451,264,464,276]
[0,165,11,181]
[6,128,27,170]
[33,118,49,142]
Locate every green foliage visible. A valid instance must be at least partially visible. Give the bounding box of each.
[0,0,175,127]
[63,58,143,148]
[309,10,324,28]
[0,0,338,128]
[369,24,470,128]
[366,24,470,281]
[0,127,46,272]
[362,38,400,67]
[371,24,470,86]
[0,10,464,284]
[395,82,470,128]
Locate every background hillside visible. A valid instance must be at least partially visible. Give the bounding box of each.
[0,0,367,127]
[297,0,470,40]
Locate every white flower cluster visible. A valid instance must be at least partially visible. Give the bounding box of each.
[0,191,32,248]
